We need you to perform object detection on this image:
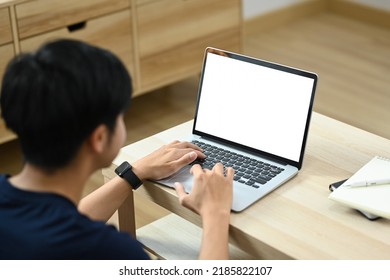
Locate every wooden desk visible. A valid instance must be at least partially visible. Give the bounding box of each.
[102,112,390,259]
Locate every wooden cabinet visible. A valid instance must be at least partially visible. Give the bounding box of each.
[0,6,16,142]
[136,0,241,91]
[0,6,14,85]
[0,0,242,144]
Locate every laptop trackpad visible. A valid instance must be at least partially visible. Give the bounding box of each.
[156,165,194,193]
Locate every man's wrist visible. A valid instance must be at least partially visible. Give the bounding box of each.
[202,210,230,227]
[115,161,143,190]
[131,163,147,182]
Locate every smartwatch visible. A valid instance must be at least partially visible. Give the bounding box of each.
[115,161,143,190]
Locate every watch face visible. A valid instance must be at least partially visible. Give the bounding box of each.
[116,161,130,176]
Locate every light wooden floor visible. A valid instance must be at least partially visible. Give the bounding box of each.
[1,11,389,228]
[244,12,390,140]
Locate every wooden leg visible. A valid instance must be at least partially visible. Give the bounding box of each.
[117,190,136,238]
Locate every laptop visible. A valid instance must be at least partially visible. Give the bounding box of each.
[155,47,318,212]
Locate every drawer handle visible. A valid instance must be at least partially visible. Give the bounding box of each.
[67,21,87,32]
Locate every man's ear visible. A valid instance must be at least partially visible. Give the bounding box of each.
[88,124,110,154]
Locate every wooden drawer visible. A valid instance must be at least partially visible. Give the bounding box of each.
[0,7,13,45]
[136,0,241,91]
[0,118,16,144]
[20,9,137,91]
[0,43,14,79]
[0,7,14,144]
[0,43,16,144]
[16,0,130,39]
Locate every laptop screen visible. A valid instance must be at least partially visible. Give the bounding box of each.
[193,48,317,168]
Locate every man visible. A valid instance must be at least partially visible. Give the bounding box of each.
[0,39,233,259]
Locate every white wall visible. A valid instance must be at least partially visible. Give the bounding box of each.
[345,0,390,11]
[242,0,311,19]
[242,0,390,19]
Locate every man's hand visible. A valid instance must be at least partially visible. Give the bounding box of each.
[174,163,234,217]
[131,140,205,181]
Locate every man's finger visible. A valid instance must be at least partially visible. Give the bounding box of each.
[174,182,187,201]
[190,163,204,175]
[225,166,235,180]
[212,162,224,173]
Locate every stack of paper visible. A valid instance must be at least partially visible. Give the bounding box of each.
[329,156,390,219]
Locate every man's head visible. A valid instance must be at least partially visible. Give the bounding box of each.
[0,39,132,171]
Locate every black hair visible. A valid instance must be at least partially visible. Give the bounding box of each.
[0,39,132,171]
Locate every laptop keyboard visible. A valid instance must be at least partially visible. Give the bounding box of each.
[192,140,285,189]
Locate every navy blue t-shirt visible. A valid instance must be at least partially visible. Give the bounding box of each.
[0,175,149,260]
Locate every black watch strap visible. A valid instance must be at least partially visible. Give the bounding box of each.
[115,161,143,190]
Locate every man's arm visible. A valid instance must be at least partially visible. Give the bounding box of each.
[78,176,131,222]
[78,141,204,222]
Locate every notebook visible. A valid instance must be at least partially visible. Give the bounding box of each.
[155,47,318,212]
[329,156,390,219]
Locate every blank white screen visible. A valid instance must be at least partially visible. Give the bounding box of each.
[195,52,315,162]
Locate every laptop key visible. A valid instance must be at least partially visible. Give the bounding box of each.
[245,180,255,186]
[252,177,267,185]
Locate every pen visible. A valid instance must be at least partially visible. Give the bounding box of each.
[344,178,390,188]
